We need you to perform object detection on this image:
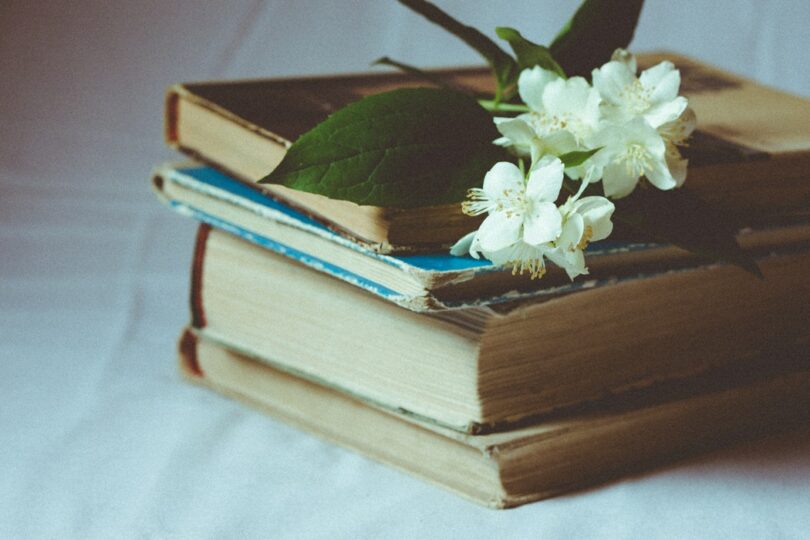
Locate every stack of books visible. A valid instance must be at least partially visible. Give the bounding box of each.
[153,53,810,508]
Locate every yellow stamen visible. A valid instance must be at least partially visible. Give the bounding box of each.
[617,144,652,177]
[577,225,594,250]
[509,259,546,279]
[461,188,492,216]
[619,79,652,114]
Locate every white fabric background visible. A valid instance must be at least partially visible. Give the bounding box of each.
[2,1,809,537]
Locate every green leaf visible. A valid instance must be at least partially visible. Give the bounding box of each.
[613,187,762,277]
[397,0,517,100]
[495,27,565,77]
[550,0,644,77]
[558,148,600,168]
[372,56,458,91]
[260,88,507,208]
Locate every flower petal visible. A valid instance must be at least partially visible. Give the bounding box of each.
[602,162,640,199]
[482,162,525,202]
[646,157,678,191]
[526,155,564,202]
[476,211,523,252]
[518,66,560,111]
[542,130,579,156]
[543,77,593,116]
[494,117,535,146]
[610,48,637,73]
[678,107,697,139]
[557,212,584,251]
[659,107,697,144]
[665,147,689,187]
[547,247,588,280]
[592,60,635,105]
[450,231,477,257]
[523,202,562,245]
[628,118,667,158]
[572,196,615,241]
[644,96,688,128]
[641,61,680,102]
[485,242,520,266]
[487,241,549,278]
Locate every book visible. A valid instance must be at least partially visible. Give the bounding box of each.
[179,328,810,508]
[191,224,810,433]
[165,53,810,253]
[153,162,810,311]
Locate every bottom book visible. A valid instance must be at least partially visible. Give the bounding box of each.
[179,328,810,509]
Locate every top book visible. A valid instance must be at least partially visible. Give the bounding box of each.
[166,52,810,254]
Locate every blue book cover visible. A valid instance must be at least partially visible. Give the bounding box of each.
[152,163,674,310]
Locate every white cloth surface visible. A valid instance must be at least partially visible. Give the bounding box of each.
[1,1,809,537]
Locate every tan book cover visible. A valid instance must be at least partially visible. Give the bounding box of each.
[166,53,810,253]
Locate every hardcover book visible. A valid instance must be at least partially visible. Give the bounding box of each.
[165,53,810,253]
[180,328,810,508]
[190,225,810,433]
[160,3,810,510]
[153,163,810,311]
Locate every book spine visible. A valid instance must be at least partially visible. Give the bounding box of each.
[164,86,182,147]
[178,328,203,377]
[190,224,211,329]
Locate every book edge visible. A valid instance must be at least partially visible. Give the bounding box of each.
[177,327,810,508]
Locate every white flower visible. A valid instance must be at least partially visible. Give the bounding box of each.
[452,156,566,279]
[523,71,602,144]
[482,240,554,279]
[610,48,637,73]
[461,157,564,250]
[453,48,692,280]
[588,53,695,197]
[451,231,553,279]
[658,107,696,187]
[591,118,677,198]
[659,106,696,147]
[494,66,601,159]
[493,117,578,163]
[548,193,615,279]
[517,64,563,111]
[451,157,615,281]
[592,49,688,128]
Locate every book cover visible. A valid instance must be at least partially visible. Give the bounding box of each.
[165,53,810,253]
[153,162,810,311]
[180,328,810,508]
[189,226,810,432]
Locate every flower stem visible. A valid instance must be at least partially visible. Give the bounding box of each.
[477,99,530,113]
[562,179,579,195]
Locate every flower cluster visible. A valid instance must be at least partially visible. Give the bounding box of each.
[451,157,614,280]
[452,49,695,280]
